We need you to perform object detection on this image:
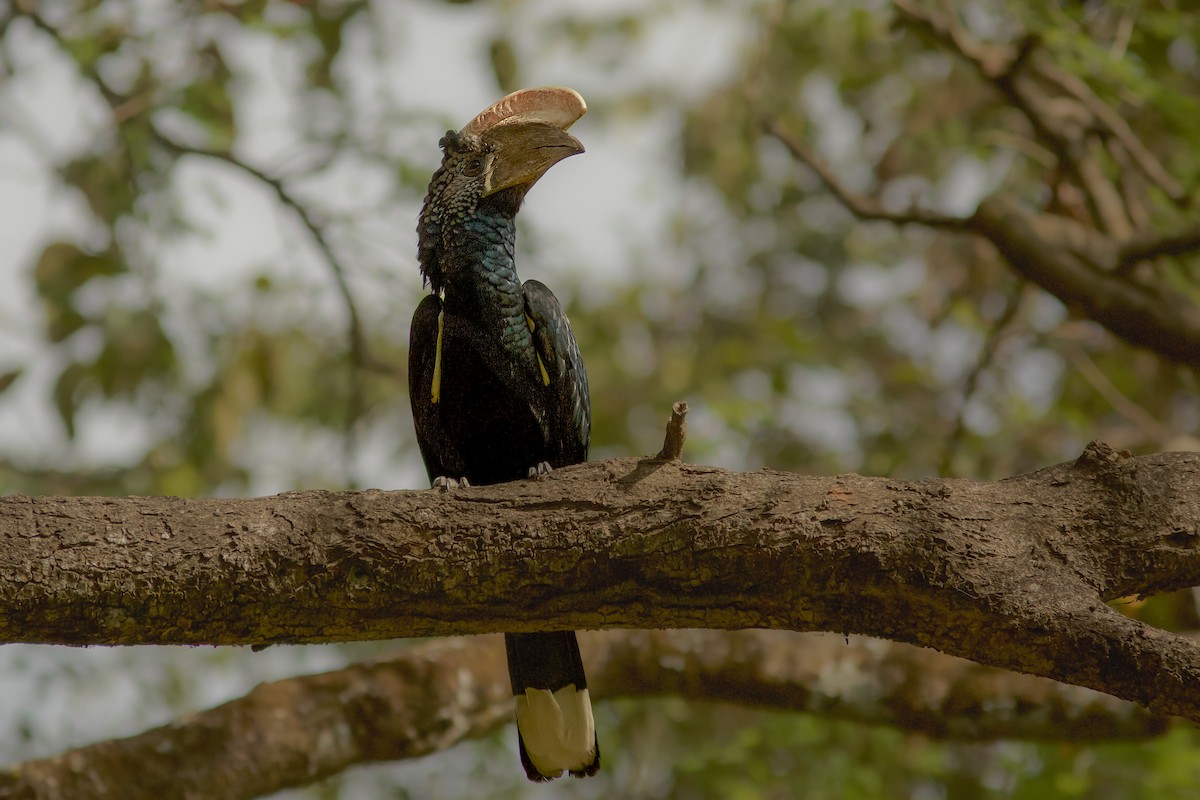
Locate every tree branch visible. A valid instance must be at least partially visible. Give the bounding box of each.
[1118,225,1200,271]
[765,115,1200,366]
[1062,340,1175,445]
[939,283,1025,477]
[762,119,974,232]
[149,131,381,476]
[969,195,1200,367]
[3,445,1200,722]
[870,2,1200,367]
[891,0,1192,231]
[0,631,1167,800]
[766,79,1200,368]
[150,131,381,375]
[10,5,385,483]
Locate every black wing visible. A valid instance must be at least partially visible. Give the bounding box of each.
[522,279,590,465]
[507,286,597,778]
[409,292,462,483]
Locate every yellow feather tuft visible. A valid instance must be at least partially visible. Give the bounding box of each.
[527,315,550,385]
[431,311,444,404]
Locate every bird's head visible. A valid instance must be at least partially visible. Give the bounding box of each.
[418,87,587,292]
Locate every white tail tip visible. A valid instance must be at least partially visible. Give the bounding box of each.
[515,685,596,778]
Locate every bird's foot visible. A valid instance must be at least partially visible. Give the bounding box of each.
[432,476,471,491]
[528,462,554,479]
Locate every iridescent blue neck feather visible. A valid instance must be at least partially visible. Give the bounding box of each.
[417,131,537,365]
[441,199,535,360]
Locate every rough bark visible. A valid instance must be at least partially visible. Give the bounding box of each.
[2,443,1200,721]
[0,630,1166,800]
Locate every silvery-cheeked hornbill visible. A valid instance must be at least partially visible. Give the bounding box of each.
[408,87,598,782]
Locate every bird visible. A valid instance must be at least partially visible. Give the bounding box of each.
[408,87,598,782]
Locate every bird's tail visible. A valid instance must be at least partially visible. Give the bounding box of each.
[505,631,600,781]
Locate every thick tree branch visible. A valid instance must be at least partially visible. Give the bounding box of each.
[968,196,1200,366]
[2,445,1200,722]
[0,631,1167,800]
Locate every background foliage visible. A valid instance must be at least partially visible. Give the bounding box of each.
[1,0,1198,797]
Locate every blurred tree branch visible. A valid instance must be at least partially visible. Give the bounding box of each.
[938,284,1026,477]
[1118,226,1200,272]
[8,3,383,475]
[149,129,386,380]
[762,119,974,232]
[764,0,1200,369]
[0,630,1167,800]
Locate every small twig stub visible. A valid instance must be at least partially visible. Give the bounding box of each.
[657,401,690,460]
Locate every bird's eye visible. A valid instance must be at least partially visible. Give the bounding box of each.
[463,156,486,177]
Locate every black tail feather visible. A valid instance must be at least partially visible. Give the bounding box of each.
[506,631,588,694]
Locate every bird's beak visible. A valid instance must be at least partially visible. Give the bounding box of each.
[481,122,585,197]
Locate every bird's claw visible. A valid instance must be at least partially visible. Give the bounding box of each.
[527,462,554,479]
[432,476,470,491]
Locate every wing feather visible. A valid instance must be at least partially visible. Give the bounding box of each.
[409,293,455,483]
[522,280,590,463]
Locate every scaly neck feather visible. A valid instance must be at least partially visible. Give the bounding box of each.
[436,189,536,362]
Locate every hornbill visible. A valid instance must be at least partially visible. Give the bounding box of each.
[408,88,598,781]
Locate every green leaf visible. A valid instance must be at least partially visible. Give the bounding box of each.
[0,369,21,394]
[31,242,124,342]
[53,362,90,439]
[32,242,124,300]
[93,309,177,396]
[177,43,236,146]
[60,152,137,224]
[489,36,519,93]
